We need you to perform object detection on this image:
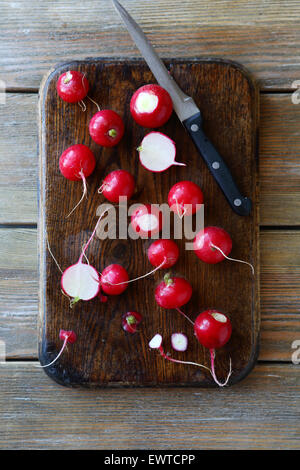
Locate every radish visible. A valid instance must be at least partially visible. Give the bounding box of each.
[89,110,125,147]
[148,239,179,268]
[59,144,96,217]
[137,132,185,172]
[40,329,77,368]
[61,208,110,305]
[131,204,163,238]
[100,264,129,295]
[130,84,173,128]
[155,273,192,309]
[168,181,204,217]
[122,311,142,334]
[193,226,254,274]
[98,169,135,203]
[171,333,188,352]
[56,71,89,103]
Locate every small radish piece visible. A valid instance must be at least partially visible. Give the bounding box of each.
[171,333,188,352]
[130,84,173,128]
[59,144,96,216]
[155,273,192,309]
[98,169,135,203]
[131,204,163,238]
[56,71,89,103]
[194,310,232,350]
[168,181,204,217]
[40,329,77,368]
[138,132,185,172]
[122,311,142,334]
[101,264,129,295]
[89,110,125,147]
[148,239,179,268]
[194,226,254,273]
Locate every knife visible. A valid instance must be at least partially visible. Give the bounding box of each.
[112,0,252,216]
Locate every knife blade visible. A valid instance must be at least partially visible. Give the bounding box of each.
[112,0,252,216]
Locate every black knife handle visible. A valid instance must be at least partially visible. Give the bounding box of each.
[183,112,252,216]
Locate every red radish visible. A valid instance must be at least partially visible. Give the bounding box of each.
[194,310,232,350]
[89,110,125,147]
[130,84,173,128]
[194,226,254,273]
[171,333,188,352]
[122,311,142,334]
[138,132,185,172]
[100,264,129,295]
[56,71,89,103]
[168,181,204,217]
[155,273,192,309]
[131,204,163,238]
[98,169,135,203]
[60,208,110,305]
[59,144,96,217]
[148,239,179,268]
[40,329,77,368]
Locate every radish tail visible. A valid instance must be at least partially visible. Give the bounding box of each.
[173,161,186,167]
[210,243,255,275]
[102,258,166,286]
[159,347,210,372]
[176,308,195,326]
[209,348,232,387]
[78,207,113,263]
[66,170,87,218]
[39,337,68,368]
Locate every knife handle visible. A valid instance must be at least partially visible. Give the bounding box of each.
[183,112,252,216]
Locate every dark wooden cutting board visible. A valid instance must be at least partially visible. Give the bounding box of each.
[38,58,259,387]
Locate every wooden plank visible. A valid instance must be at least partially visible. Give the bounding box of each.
[38,59,259,387]
[0,362,299,449]
[1,0,300,90]
[1,228,300,362]
[2,93,300,225]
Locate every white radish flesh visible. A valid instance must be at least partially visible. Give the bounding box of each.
[61,262,100,301]
[149,334,163,349]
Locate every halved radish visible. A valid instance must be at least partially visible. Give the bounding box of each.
[61,262,100,302]
[138,132,185,172]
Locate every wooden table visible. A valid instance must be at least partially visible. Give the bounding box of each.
[0,0,299,449]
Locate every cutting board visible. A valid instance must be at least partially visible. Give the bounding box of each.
[38,58,259,387]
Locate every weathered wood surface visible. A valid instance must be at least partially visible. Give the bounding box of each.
[0,362,299,449]
[2,93,300,225]
[1,228,299,362]
[1,0,300,90]
[39,59,259,387]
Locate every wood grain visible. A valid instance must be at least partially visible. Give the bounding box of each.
[2,93,300,225]
[1,0,300,90]
[0,362,299,449]
[39,59,259,387]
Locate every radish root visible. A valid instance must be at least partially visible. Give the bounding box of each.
[210,348,232,387]
[38,337,68,368]
[210,243,255,275]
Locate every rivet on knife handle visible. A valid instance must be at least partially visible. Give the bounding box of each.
[183,112,252,216]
